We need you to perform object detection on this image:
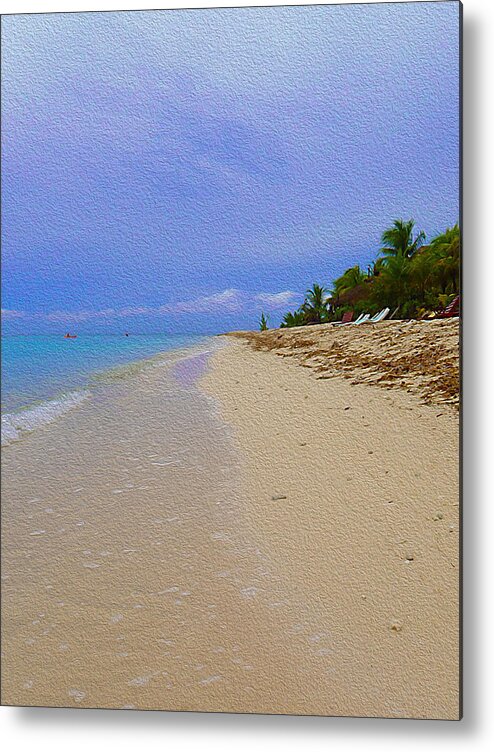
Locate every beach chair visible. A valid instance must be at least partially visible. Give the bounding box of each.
[366,307,390,323]
[354,313,370,324]
[332,311,354,326]
[437,295,460,318]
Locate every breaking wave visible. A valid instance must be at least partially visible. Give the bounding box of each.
[1,391,90,446]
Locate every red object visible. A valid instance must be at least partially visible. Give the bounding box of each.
[340,311,354,324]
[437,295,460,318]
[64,334,77,339]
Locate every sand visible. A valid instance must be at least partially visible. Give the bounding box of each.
[1,322,460,718]
[200,320,460,719]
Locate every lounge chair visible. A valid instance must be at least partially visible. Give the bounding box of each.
[354,313,370,324]
[365,307,390,323]
[332,311,354,325]
[437,295,460,318]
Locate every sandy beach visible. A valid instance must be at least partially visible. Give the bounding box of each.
[1,322,459,718]
[201,319,460,719]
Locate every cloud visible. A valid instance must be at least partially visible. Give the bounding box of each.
[1,289,300,324]
[254,291,299,309]
[1,309,26,319]
[161,288,245,314]
[114,306,153,317]
[42,308,118,323]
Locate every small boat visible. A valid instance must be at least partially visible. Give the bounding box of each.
[64,333,77,339]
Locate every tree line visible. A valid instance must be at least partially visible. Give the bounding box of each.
[259,219,460,329]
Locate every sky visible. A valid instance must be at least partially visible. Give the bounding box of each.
[1,2,460,334]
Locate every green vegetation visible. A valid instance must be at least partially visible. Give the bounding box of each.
[278,219,460,327]
[301,284,330,324]
[259,312,269,331]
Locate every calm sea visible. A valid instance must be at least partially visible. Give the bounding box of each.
[1,334,208,445]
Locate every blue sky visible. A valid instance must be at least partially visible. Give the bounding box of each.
[1,2,460,333]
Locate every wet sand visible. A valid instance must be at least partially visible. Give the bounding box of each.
[1,324,460,718]
[0,345,369,715]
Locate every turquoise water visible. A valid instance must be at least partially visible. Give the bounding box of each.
[2,334,206,412]
[1,334,208,444]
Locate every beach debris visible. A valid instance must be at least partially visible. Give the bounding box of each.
[240,586,258,598]
[390,620,403,633]
[200,675,223,685]
[449,525,455,532]
[405,552,415,562]
[315,648,332,656]
[128,675,153,687]
[344,406,350,410]
[271,494,287,501]
[68,688,86,703]
[432,512,444,521]
[308,632,328,643]
[211,531,229,541]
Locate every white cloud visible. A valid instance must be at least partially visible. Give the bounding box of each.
[114,306,153,317]
[42,308,117,323]
[1,309,26,319]
[2,289,300,324]
[254,291,299,309]
[161,288,245,314]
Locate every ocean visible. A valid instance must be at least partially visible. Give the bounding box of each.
[1,334,209,445]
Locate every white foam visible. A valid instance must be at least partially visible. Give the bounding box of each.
[1,391,90,446]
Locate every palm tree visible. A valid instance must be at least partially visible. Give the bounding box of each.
[429,224,460,293]
[280,310,306,328]
[302,283,330,324]
[373,253,411,311]
[331,266,366,299]
[409,249,434,304]
[380,219,426,260]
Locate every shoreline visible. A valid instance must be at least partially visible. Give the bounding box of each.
[1,322,460,718]
[3,341,347,714]
[200,324,460,719]
[1,336,221,447]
